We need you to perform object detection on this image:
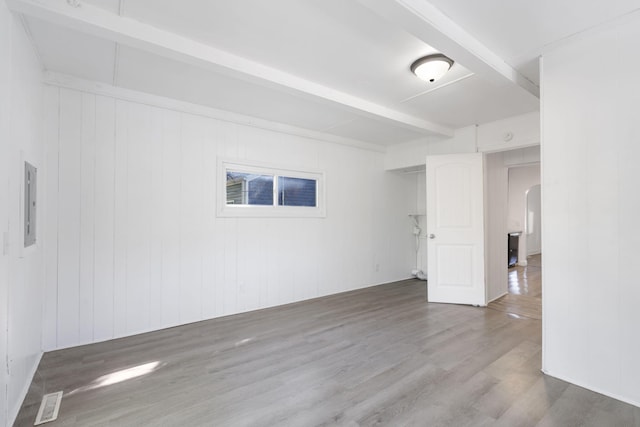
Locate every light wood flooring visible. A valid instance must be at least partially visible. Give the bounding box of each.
[488,254,542,320]
[16,274,639,426]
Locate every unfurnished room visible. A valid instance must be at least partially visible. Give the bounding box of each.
[1,0,639,426]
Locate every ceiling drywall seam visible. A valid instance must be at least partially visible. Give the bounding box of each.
[43,71,388,153]
[5,0,455,139]
[399,72,474,103]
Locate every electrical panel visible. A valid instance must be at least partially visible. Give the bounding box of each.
[24,161,37,247]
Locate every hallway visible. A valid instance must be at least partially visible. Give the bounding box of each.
[488,254,542,319]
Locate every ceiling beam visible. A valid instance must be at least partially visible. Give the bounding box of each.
[358,0,540,98]
[6,0,455,138]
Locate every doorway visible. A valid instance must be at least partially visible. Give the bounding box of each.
[488,163,542,319]
[526,184,541,257]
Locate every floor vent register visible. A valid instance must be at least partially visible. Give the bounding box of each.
[34,391,63,425]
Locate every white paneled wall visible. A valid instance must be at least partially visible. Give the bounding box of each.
[43,86,416,350]
[542,11,640,407]
[1,2,45,425]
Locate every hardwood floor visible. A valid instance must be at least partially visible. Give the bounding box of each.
[16,276,639,426]
[488,254,542,320]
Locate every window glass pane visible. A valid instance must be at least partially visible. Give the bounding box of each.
[278,176,317,207]
[226,171,273,205]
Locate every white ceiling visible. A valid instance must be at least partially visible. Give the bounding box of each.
[425,0,640,85]
[12,0,639,146]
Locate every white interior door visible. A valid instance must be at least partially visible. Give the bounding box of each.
[426,153,486,306]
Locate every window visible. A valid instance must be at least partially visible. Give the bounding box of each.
[278,177,317,207]
[219,160,325,217]
[226,172,274,205]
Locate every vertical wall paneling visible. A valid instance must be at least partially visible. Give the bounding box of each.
[220,125,238,316]
[179,114,204,324]
[113,100,128,337]
[148,107,164,329]
[159,109,181,328]
[278,218,296,303]
[236,218,260,312]
[201,119,218,319]
[43,87,417,350]
[264,218,280,308]
[361,155,377,288]
[93,96,116,342]
[79,92,96,344]
[212,121,227,317]
[42,86,59,350]
[222,217,238,316]
[56,89,82,348]
[125,102,152,334]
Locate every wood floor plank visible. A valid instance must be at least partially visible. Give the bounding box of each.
[14,275,639,426]
[488,254,542,319]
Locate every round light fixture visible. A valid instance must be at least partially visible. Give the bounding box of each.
[411,54,454,83]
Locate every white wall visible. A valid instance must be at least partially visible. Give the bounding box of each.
[42,84,417,351]
[0,6,10,425]
[526,185,541,255]
[414,172,427,275]
[385,112,541,172]
[542,10,640,407]
[507,165,541,264]
[0,3,45,425]
[477,111,540,153]
[484,152,508,302]
[384,126,477,171]
[503,145,540,166]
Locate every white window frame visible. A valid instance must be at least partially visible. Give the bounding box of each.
[217,158,326,218]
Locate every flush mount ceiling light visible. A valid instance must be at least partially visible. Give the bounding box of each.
[411,54,454,83]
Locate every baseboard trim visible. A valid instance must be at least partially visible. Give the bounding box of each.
[487,291,508,303]
[541,369,640,409]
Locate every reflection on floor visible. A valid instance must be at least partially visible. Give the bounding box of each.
[488,254,542,320]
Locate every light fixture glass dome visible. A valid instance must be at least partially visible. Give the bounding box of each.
[411,54,454,83]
